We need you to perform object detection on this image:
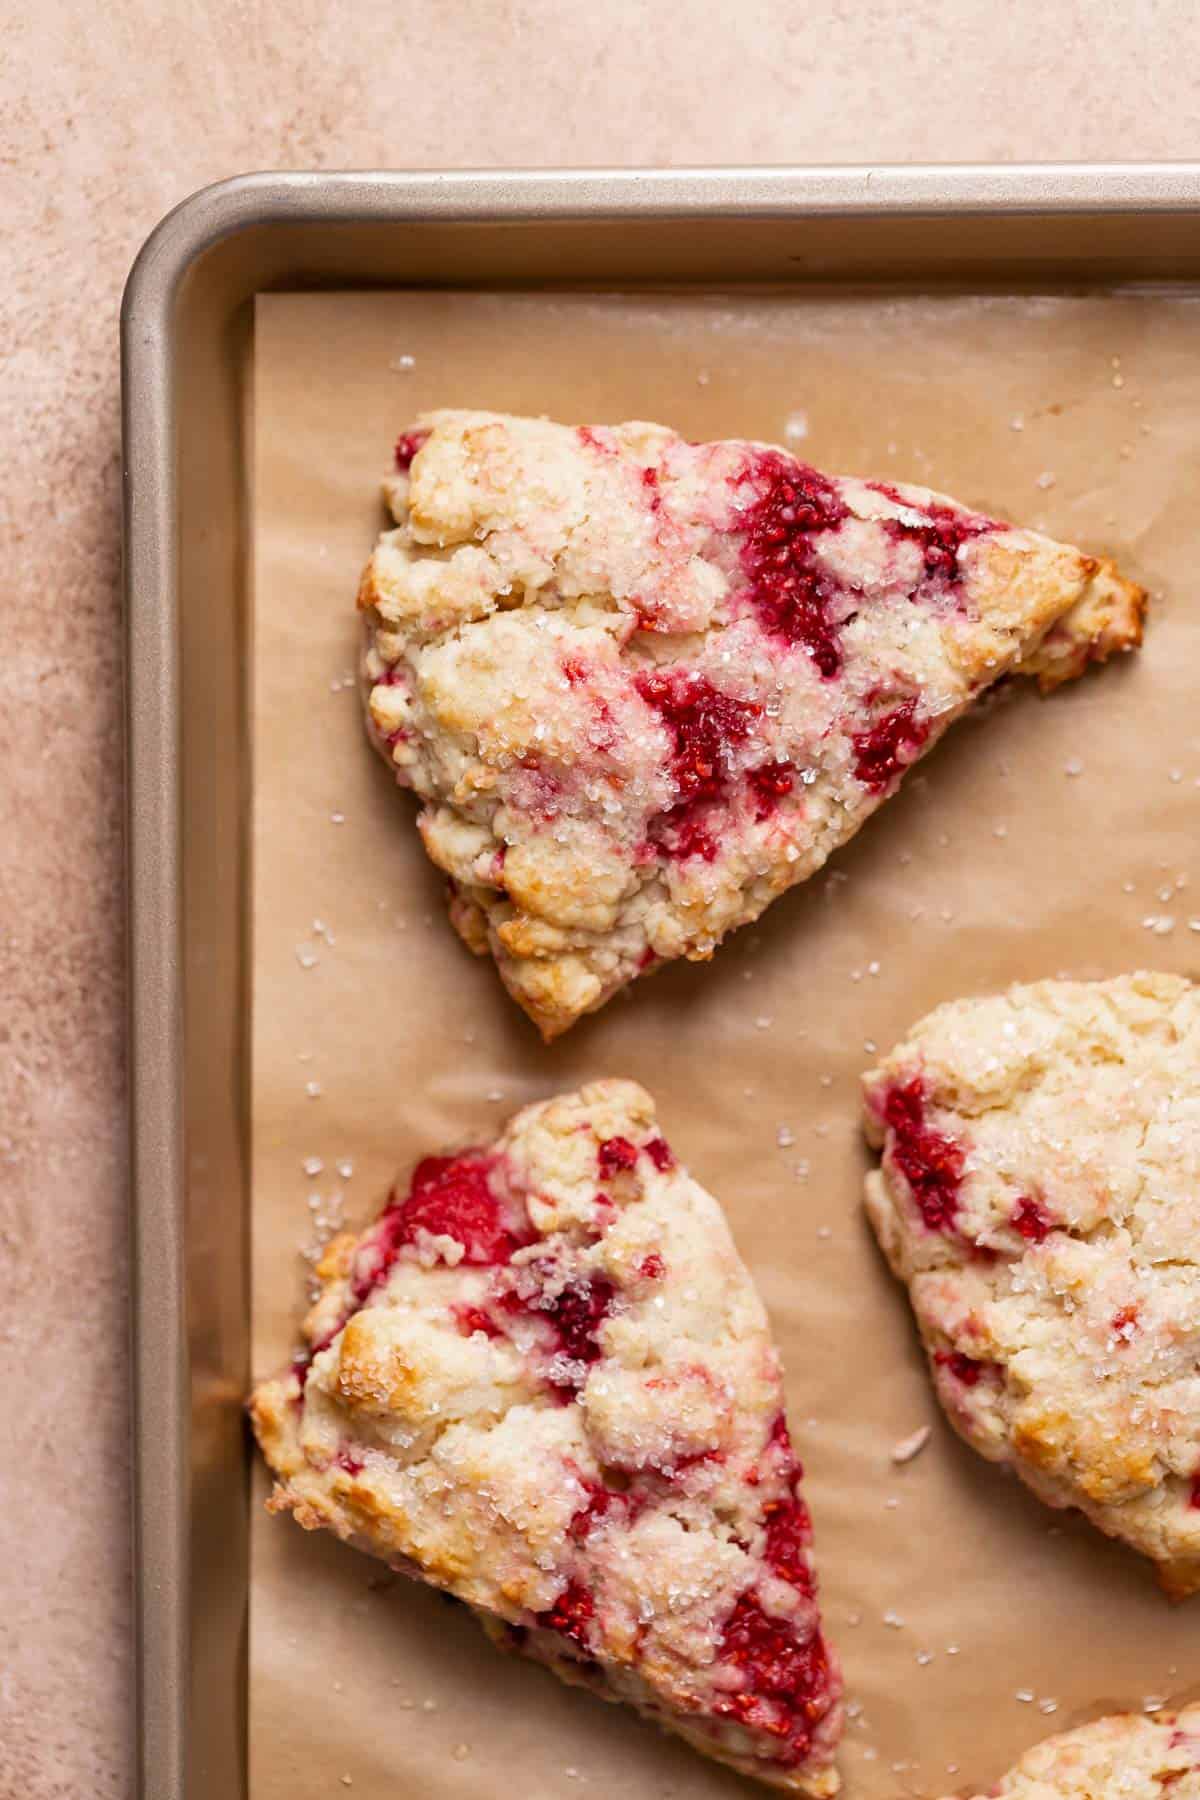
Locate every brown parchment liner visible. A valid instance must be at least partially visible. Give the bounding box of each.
[251,288,1200,1799]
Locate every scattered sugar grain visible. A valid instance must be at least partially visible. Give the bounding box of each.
[754,1015,773,1029]
[302,1155,323,1177]
[867,960,881,975]
[1036,471,1056,490]
[1170,768,1184,783]
[697,369,710,386]
[1064,758,1083,777]
[784,411,809,442]
[1038,1699,1059,1715]
[1144,1697,1166,1714]
[777,1125,796,1148]
[305,1080,322,1099]
[891,1425,932,1464]
[882,1610,905,1629]
[1009,415,1024,431]
[391,353,416,371]
[422,1698,437,1712]
[1015,1689,1035,1704]
[915,1651,933,1666]
[336,1159,353,1179]
[330,811,346,825]
[295,945,319,969]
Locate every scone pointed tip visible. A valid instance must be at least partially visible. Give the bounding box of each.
[1021,555,1148,692]
[1157,1557,1200,1602]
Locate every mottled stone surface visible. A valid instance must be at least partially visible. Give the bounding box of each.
[0,3,1195,1793]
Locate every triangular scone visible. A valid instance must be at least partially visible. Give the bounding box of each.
[358,411,1145,1037]
[862,974,1200,1597]
[251,1080,843,1793]
[946,1702,1200,1798]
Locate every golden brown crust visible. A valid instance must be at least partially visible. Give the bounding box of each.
[1015,555,1147,691]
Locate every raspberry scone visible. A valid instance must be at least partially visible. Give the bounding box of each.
[250,1080,843,1792]
[358,410,1145,1037]
[947,1702,1200,1798]
[863,973,1200,1596]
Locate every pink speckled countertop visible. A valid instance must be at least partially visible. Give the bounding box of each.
[1,3,1196,1794]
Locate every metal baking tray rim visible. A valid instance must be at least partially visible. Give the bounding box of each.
[123,162,1200,1800]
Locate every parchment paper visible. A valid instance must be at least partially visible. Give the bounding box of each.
[251,287,1200,1799]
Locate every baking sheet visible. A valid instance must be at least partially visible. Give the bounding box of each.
[250,286,1200,1798]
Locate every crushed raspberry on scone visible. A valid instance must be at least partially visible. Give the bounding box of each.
[357,410,1145,1037]
[863,973,1200,1598]
[251,1080,843,1794]
[946,1700,1200,1798]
